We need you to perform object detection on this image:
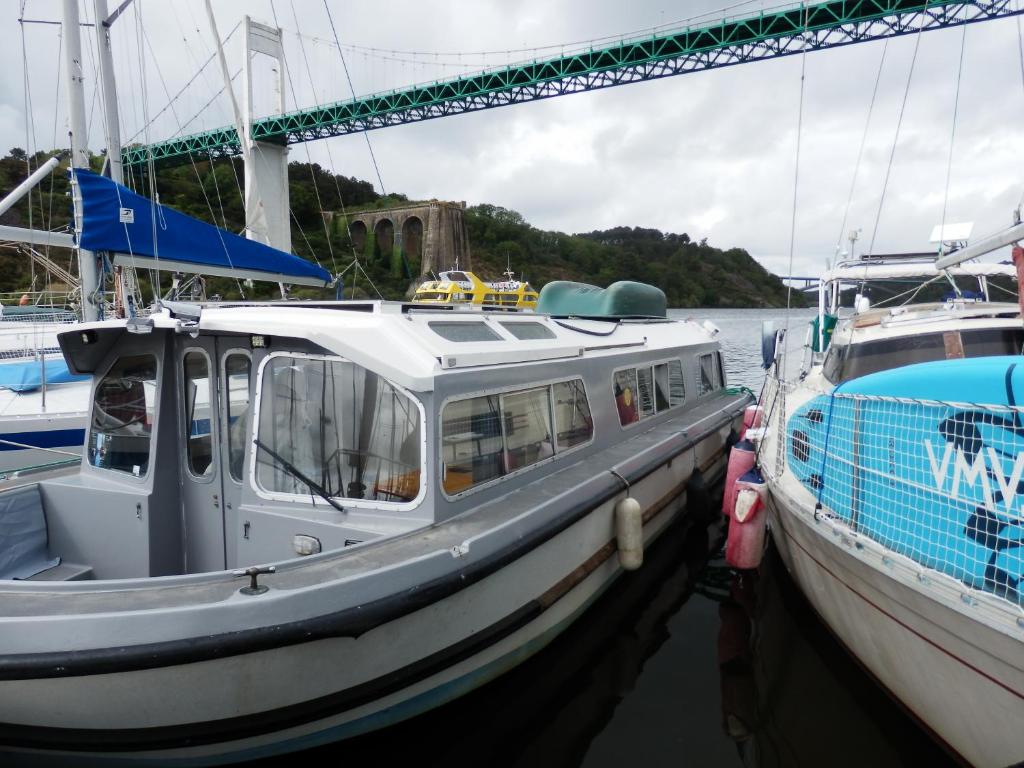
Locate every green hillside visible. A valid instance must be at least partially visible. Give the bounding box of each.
[0,149,801,308]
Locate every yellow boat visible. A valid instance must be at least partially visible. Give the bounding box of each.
[413,269,539,309]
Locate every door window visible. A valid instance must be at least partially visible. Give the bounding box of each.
[224,353,251,483]
[183,351,213,478]
[89,354,158,476]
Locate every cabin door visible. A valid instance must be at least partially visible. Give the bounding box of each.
[179,339,227,573]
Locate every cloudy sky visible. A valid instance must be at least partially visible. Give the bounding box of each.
[4,0,1024,277]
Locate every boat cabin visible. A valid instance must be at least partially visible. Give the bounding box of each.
[4,300,727,581]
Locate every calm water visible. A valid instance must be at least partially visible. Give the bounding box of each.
[265,309,953,768]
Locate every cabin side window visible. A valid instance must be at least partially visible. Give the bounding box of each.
[255,356,422,505]
[699,353,722,396]
[615,360,687,427]
[428,321,502,342]
[441,378,593,496]
[88,354,158,477]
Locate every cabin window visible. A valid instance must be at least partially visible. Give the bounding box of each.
[224,353,251,483]
[88,354,158,477]
[553,379,593,450]
[441,394,504,494]
[668,360,685,405]
[183,351,213,478]
[428,321,502,342]
[442,377,592,495]
[614,369,639,426]
[616,360,686,427]
[699,353,721,396]
[256,356,422,505]
[501,321,556,340]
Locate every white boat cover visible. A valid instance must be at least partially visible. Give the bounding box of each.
[823,262,1016,283]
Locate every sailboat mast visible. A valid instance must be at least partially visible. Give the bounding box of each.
[61,0,101,322]
[93,0,123,185]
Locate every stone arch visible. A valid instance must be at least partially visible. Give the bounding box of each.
[401,215,424,276]
[348,219,367,254]
[374,218,396,272]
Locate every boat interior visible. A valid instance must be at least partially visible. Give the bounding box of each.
[0,301,733,584]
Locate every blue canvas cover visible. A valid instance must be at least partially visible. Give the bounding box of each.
[76,169,331,286]
[0,358,88,393]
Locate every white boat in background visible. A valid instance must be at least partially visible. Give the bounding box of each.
[753,247,1024,767]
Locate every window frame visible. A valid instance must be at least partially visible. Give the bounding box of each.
[180,347,215,483]
[614,357,689,431]
[250,351,428,512]
[698,352,721,397]
[87,352,160,481]
[221,348,252,486]
[438,375,595,501]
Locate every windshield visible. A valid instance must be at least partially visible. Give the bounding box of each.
[823,327,1024,384]
[88,354,158,476]
[256,356,422,504]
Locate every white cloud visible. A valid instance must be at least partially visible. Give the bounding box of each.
[2,0,1022,281]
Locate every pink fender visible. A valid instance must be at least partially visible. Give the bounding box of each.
[722,440,756,518]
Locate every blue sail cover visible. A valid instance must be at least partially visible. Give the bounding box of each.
[76,169,331,286]
[0,358,88,393]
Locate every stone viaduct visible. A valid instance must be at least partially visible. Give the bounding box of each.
[329,200,472,278]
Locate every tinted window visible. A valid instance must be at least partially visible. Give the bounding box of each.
[89,355,158,477]
[668,360,686,405]
[224,354,251,483]
[183,351,213,478]
[501,322,556,340]
[257,357,421,504]
[429,321,502,342]
[637,367,656,418]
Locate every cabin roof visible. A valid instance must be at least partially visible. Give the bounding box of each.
[65,301,718,391]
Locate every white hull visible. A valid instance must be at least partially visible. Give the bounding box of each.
[0,430,732,765]
[767,484,1024,767]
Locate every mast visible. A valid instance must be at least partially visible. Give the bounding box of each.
[93,0,123,185]
[62,0,101,322]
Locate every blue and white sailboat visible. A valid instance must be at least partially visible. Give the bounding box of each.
[0,168,331,475]
[754,228,1024,767]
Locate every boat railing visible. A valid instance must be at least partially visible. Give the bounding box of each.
[796,390,1024,609]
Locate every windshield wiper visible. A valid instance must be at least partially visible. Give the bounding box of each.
[253,438,346,513]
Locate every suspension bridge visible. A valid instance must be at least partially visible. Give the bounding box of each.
[122,0,1024,169]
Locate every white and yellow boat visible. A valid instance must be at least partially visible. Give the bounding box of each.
[414,269,539,309]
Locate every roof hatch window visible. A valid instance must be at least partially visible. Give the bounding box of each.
[428,321,502,342]
[500,322,556,340]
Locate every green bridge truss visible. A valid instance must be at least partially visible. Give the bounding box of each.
[123,0,1023,168]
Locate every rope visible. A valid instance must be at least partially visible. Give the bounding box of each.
[938,23,968,260]
[782,3,808,376]
[836,39,887,258]
[322,0,387,197]
[868,19,926,258]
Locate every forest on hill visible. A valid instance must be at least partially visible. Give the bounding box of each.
[0,148,801,308]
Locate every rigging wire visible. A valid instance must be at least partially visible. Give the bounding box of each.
[867,20,926,258]
[1017,0,1024,212]
[938,23,967,260]
[322,0,387,197]
[268,0,337,276]
[835,39,888,260]
[784,7,808,324]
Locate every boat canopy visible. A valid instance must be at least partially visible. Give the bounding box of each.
[823,261,1015,283]
[0,358,88,392]
[76,170,331,287]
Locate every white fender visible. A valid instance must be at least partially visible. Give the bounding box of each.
[615,496,643,571]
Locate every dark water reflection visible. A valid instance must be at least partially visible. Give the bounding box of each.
[267,309,953,767]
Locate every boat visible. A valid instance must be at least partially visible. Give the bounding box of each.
[414,268,539,309]
[751,246,1024,767]
[0,276,748,764]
